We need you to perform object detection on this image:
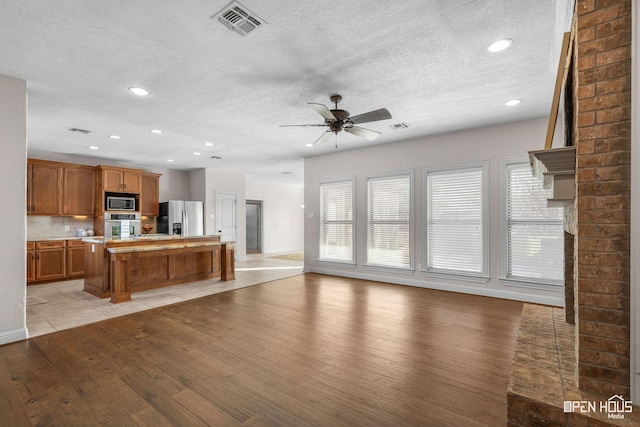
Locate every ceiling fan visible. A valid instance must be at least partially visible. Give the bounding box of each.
[280,94,392,146]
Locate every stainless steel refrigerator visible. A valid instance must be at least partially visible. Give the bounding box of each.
[157,200,204,236]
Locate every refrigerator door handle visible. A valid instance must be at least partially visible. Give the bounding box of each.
[183,210,188,236]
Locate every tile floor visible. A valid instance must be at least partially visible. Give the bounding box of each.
[26,252,304,338]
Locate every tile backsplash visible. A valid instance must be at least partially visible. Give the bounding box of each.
[27,216,94,239]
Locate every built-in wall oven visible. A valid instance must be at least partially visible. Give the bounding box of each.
[104,212,141,238]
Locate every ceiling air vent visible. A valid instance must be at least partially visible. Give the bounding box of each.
[389,122,410,130]
[212,1,266,37]
[69,127,91,134]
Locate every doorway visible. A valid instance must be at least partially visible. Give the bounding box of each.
[246,200,262,253]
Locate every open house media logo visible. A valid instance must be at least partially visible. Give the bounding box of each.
[564,395,633,420]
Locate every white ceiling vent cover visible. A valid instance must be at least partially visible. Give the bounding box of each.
[212,1,266,37]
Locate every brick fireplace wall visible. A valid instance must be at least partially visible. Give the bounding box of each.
[575,0,631,398]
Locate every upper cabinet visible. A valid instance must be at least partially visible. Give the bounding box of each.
[27,160,63,215]
[63,165,95,215]
[141,173,161,216]
[100,166,142,193]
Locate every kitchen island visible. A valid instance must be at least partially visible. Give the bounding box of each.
[83,234,235,303]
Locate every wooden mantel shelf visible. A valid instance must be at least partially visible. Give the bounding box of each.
[528,146,576,207]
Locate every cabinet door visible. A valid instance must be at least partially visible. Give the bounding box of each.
[27,250,36,283]
[123,171,141,194]
[141,174,160,216]
[103,169,124,192]
[30,163,62,215]
[36,247,66,281]
[67,241,85,277]
[63,167,95,215]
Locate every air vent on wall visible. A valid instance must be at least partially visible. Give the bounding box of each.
[211,1,266,37]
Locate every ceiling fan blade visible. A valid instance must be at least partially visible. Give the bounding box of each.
[344,126,381,141]
[349,108,392,124]
[313,130,333,145]
[279,124,327,127]
[308,103,336,120]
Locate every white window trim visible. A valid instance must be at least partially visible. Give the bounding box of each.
[500,158,564,287]
[364,170,414,271]
[422,161,489,282]
[318,177,356,266]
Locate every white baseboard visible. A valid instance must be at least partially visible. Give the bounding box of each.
[307,267,564,307]
[0,327,28,346]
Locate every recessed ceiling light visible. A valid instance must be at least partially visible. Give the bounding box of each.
[193,152,201,156]
[149,129,162,134]
[109,135,121,139]
[505,99,522,106]
[487,38,513,53]
[204,142,214,147]
[88,146,99,150]
[128,87,149,96]
[305,143,313,147]
[166,159,174,162]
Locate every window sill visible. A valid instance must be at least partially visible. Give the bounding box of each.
[364,264,415,275]
[422,270,490,284]
[500,277,564,291]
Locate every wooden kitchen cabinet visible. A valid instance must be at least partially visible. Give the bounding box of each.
[27,160,63,215]
[141,173,161,216]
[66,239,85,277]
[26,242,36,282]
[63,165,95,216]
[99,166,142,193]
[35,240,66,281]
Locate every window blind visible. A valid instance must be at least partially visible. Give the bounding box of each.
[367,174,411,268]
[506,163,564,283]
[426,167,485,275]
[319,181,354,262]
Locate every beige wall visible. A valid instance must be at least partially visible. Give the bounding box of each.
[0,73,27,344]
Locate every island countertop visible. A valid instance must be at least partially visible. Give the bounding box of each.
[83,234,223,244]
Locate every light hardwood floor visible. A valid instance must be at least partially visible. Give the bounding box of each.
[3,273,523,426]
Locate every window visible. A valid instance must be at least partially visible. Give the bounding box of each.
[319,180,355,263]
[503,160,564,285]
[366,172,412,269]
[424,163,488,278]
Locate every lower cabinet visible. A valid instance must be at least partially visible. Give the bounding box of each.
[35,240,66,281]
[67,240,85,277]
[28,239,85,284]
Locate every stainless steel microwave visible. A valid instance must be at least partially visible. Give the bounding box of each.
[106,195,136,211]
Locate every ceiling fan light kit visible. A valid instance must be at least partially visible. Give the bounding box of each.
[281,94,392,147]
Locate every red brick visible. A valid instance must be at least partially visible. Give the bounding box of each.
[579,334,629,355]
[577,264,628,281]
[594,136,630,151]
[577,169,595,183]
[578,25,596,42]
[578,0,595,15]
[577,236,626,251]
[580,319,629,340]
[578,306,628,325]
[578,92,630,112]
[596,224,630,238]
[595,75,630,95]
[577,223,596,236]
[579,61,631,84]
[578,4,629,29]
[595,16,632,39]
[577,279,628,296]
[578,150,630,167]
[578,250,628,265]
[577,291,627,310]
[578,112,596,127]
[578,83,595,99]
[578,54,596,71]
[577,140,596,154]
[578,375,630,397]
[596,45,631,66]
[593,194,628,209]
[594,165,630,181]
[595,106,630,123]
[578,348,629,368]
[577,181,630,196]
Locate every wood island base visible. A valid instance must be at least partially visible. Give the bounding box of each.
[83,236,234,303]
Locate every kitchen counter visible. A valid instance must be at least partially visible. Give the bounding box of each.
[27,236,89,242]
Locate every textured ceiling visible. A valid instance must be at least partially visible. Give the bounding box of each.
[0,0,560,185]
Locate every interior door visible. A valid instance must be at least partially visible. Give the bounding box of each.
[246,200,261,252]
[215,191,236,243]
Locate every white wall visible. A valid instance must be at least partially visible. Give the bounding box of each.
[304,117,564,306]
[0,73,27,344]
[246,180,304,254]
